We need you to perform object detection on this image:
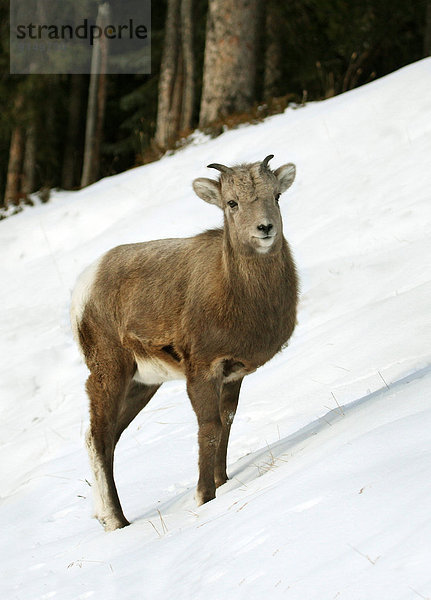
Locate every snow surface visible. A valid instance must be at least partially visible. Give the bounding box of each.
[1,59,431,600]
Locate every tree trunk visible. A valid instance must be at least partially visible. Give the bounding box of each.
[154,0,181,149]
[62,74,85,190]
[81,65,99,187]
[199,0,260,128]
[81,3,110,188]
[93,29,109,182]
[4,125,25,208]
[4,94,25,208]
[180,0,195,132]
[22,124,37,197]
[171,49,184,138]
[154,0,196,149]
[263,0,282,100]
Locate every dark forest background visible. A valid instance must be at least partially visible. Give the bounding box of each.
[1,0,429,211]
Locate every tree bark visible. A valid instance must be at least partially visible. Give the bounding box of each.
[263,0,282,100]
[93,29,109,182]
[81,3,110,188]
[154,0,196,149]
[171,49,184,138]
[3,94,25,208]
[180,0,195,132]
[154,0,181,149]
[81,65,99,187]
[4,125,25,208]
[199,0,260,128]
[22,124,37,197]
[62,74,85,190]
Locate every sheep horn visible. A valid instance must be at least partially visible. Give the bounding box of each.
[207,163,233,174]
[261,155,274,170]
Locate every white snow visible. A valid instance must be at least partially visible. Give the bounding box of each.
[1,58,431,600]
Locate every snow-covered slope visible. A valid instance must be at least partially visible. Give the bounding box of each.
[1,59,431,600]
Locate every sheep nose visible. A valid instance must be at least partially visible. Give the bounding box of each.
[257,223,273,235]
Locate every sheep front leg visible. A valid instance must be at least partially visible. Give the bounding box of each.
[215,377,243,488]
[187,376,223,506]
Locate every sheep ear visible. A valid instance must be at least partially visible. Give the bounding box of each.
[192,177,222,207]
[274,163,296,193]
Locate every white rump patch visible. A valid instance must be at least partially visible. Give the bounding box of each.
[70,256,103,347]
[133,356,185,385]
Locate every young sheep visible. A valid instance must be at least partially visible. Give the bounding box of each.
[71,155,299,531]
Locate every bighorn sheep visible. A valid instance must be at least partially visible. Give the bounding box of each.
[71,155,298,531]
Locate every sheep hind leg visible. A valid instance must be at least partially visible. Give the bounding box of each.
[115,380,160,445]
[85,364,135,532]
[214,378,243,488]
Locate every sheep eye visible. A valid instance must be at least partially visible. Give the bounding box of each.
[227,200,238,208]
[275,193,281,202]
